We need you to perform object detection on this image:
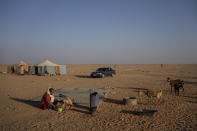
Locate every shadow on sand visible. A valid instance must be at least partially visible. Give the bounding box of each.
[129,87,148,91]
[102,97,124,105]
[116,86,148,91]
[182,94,197,104]
[167,75,197,80]
[71,104,90,114]
[74,104,90,110]
[185,100,197,104]
[75,75,92,78]
[184,81,197,86]
[71,108,90,114]
[182,95,197,99]
[129,87,148,90]
[10,97,40,109]
[118,87,148,93]
[121,109,157,116]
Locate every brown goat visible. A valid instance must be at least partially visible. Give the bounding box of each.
[139,90,162,99]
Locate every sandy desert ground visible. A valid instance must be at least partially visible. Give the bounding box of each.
[0,64,197,131]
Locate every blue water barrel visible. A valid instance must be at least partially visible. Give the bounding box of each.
[90,92,99,108]
[90,92,99,114]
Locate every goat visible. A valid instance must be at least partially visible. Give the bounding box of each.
[166,77,184,95]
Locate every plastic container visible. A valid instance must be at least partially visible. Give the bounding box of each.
[123,97,137,105]
[58,107,63,112]
[90,92,99,114]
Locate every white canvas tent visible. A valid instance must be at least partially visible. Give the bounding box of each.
[37,59,66,75]
[37,60,57,75]
[38,59,58,66]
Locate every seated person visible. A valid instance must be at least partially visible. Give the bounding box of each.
[40,88,56,110]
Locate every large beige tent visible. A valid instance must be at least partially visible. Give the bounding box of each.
[38,59,58,66]
[37,59,66,75]
[37,60,57,75]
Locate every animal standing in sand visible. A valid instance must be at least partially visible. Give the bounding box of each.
[55,97,73,111]
[166,77,184,95]
[63,97,73,109]
[139,90,162,99]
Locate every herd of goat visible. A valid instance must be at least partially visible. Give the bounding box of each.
[139,77,184,99]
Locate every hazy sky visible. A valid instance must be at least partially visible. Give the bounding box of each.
[0,0,197,64]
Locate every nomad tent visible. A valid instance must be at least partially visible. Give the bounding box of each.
[28,65,36,75]
[15,61,28,75]
[37,60,56,75]
[37,59,66,76]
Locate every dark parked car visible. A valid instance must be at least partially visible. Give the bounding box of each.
[90,67,116,78]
